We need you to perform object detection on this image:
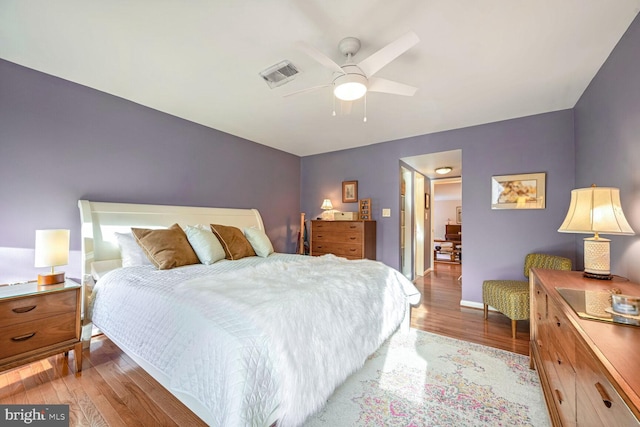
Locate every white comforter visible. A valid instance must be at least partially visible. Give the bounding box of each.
[91,253,420,426]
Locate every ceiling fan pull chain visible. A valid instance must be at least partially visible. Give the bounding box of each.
[363,93,367,122]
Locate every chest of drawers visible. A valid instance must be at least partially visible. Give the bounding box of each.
[0,280,83,373]
[310,220,376,260]
[530,269,640,426]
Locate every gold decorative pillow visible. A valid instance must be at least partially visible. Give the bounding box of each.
[210,224,256,260]
[131,224,200,270]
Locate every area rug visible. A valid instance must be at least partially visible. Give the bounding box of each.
[304,329,550,427]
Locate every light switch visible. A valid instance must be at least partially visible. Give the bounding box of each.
[382,208,391,217]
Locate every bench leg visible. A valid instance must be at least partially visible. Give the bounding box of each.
[511,320,517,339]
[483,304,488,320]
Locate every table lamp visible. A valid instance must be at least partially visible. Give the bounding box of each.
[321,199,334,220]
[35,229,70,285]
[558,185,635,280]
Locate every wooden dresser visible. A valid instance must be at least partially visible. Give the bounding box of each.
[530,269,640,426]
[0,280,82,373]
[310,220,376,260]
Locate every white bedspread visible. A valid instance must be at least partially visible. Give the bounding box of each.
[91,253,420,426]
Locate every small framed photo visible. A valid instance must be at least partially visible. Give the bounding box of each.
[342,180,358,203]
[425,193,430,210]
[456,206,462,223]
[491,172,546,209]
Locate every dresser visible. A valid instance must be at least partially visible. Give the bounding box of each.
[0,280,83,373]
[530,269,640,426]
[310,220,376,260]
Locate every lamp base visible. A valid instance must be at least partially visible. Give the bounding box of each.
[583,271,613,280]
[38,272,65,285]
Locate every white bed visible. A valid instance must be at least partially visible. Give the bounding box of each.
[78,200,420,426]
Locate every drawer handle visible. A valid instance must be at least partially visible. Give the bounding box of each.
[554,316,561,327]
[12,305,37,313]
[317,235,324,238]
[536,339,543,348]
[11,332,36,342]
[349,237,356,240]
[595,382,613,408]
[349,226,357,229]
[349,248,356,252]
[554,389,564,404]
[536,313,542,321]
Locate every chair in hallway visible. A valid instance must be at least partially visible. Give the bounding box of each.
[482,253,572,339]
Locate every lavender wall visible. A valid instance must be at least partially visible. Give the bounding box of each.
[301,110,576,304]
[574,13,640,281]
[0,59,301,284]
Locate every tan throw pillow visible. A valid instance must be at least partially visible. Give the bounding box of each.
[210,224,256,260]
[131,224,200,270]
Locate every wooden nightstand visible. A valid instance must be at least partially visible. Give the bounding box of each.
[0,279,82,373]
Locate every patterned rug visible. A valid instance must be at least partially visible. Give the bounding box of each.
[304,329,550,427]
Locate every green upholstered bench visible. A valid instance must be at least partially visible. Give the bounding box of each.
[483,253,572,339]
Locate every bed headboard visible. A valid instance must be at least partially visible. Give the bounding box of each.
[78,200,265,279]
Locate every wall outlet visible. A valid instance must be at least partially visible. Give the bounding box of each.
[382,208,391,217]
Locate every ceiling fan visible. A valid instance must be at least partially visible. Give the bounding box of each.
[285,31,420,114]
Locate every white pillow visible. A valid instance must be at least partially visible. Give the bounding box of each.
[115,232,154,267]
[184,225,226,264]
[244,227,274,258]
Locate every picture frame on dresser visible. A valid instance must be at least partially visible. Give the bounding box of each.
[342,181,358,203]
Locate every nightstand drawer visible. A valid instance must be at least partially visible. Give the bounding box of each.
[0,291,76,325]
[0,312,78,360]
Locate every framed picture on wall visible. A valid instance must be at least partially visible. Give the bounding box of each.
[456,206,462,223]
[342,180,358,203]
[425,193,430,210]
[491,172,546,209]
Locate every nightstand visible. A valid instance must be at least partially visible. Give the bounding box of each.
[0,279,82,373]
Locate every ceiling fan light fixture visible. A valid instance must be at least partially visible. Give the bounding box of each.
[333,73,368,101]
[435,166,453,175]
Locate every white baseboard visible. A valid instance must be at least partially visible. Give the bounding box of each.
[460,300,496,312]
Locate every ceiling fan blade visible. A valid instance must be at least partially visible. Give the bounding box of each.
[283,84,331,98]
[294,41,345,75]
[357,31,419,77]
[368,77,418,96]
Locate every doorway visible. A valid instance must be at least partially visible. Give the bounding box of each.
[400,149,462,277]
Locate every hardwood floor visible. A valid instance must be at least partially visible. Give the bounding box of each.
[411,262,530,355]
[1,262,528,425]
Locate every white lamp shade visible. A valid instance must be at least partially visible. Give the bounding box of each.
[321,199,333,210]
[34,229,70,268]
[558,187,634,236]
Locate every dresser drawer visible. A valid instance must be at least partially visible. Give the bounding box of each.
[542,339,577,426]
[311,243,362,259]
[0,290,76,325]
[312,231,363,244]
[547,298,576,367]
[0,312,78,360]
[312,221,363,233]
[576,344,640,427]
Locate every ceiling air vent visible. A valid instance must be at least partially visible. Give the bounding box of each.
[260,60,299,88]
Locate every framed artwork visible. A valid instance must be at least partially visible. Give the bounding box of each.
[456,206,462,223]
[342,180,358,203]
[425,193,430,210]
[491,172,546,209]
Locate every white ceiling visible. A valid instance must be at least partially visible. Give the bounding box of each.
[1,1,639,157]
